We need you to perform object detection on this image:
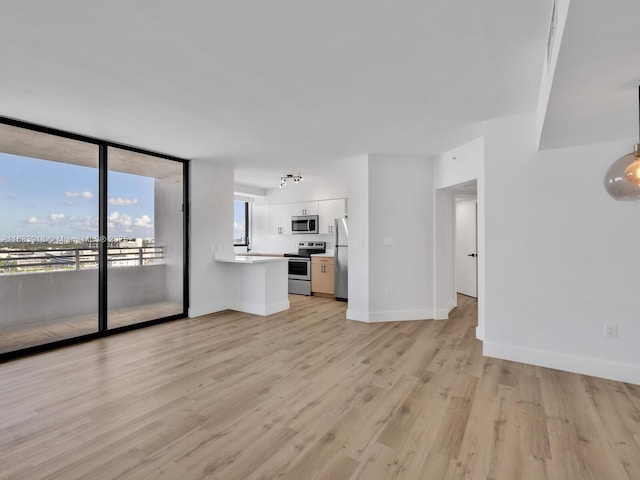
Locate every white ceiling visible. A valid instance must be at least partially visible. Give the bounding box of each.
[0,0,589,189]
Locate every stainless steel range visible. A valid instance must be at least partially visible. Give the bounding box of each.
[284,241,326,295]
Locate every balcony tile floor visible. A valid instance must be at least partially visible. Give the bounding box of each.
[0,301,182,354]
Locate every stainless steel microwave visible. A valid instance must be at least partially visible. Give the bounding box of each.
[291,215,319,234]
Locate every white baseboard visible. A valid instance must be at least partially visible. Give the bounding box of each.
[476,326,485,341]
[346,308,370,322]
[190,300,290,318]
[229,300,290,317]
[347,308,434,323]
[188,301,229,318]
[484,341,640,385]
[263,300,290,316]
[434,300,456,320]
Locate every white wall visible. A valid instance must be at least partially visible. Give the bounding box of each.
[346,156,370,321]
[433,137,483,189]
[434,189,455,319]
[483,111,640,383]
[347,154,434,322]
[369,155,434,321]
[189,161,235,317]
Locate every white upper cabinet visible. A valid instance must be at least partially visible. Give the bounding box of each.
[291,201,318,217]
[268,198,346,235]
[319,199,346,235]
[268,204,292,235]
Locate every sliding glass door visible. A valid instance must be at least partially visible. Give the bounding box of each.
[107,147,184,328]
[0,119,187,357]
[0,123,99,353]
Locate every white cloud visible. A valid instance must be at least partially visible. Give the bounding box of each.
[134,215,153,228]
[22,214,100,234]
[108,211,133,228]
[65,191,93,199]
[108,196,138,206]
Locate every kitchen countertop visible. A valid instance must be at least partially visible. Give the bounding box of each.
[215,255,287,264]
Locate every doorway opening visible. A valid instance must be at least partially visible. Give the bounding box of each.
[455,193,477,298]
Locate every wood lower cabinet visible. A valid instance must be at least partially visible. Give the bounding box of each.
[311,256,335,296]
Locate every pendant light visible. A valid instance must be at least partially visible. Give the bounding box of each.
[604,86,640,200]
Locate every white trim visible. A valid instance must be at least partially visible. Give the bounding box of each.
[434,300,456,320]
[188,302,229,318]
[348,308,435,323]
[229,300,290,317]
[369,309,433,323]
[346,308,370,322]
[484,341,640,385]
[475,326,485,341]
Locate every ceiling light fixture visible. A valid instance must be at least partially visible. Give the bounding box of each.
[279,173,303,188]
[604,85,640,200]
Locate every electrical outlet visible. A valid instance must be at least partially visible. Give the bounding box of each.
[604,323,618,338]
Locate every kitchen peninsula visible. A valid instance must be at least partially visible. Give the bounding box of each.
[215,255,289,316]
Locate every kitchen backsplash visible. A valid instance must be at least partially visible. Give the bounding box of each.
[244,233,335,254]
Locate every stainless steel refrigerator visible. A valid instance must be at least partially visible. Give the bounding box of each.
[334,217,348,301]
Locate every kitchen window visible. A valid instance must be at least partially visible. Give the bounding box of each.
[234,199,249,246]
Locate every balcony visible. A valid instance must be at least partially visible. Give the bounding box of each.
[0,120,187,357]
[0,244,183,354]
[0,244,164,274]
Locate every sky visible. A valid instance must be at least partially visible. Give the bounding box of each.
[233,199,246,242]
[0,152,155,242]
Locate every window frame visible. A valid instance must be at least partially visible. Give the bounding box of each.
[233,198,250,247]
[0,115,189,362]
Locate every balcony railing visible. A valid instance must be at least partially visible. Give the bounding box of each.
[0,246,164,275]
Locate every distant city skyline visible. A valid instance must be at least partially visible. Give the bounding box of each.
[0,152,155,241]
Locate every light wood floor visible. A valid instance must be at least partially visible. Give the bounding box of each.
[1,295,639,479]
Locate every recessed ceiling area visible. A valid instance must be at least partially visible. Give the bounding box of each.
[539,0,640,150]
[0,1,554,188]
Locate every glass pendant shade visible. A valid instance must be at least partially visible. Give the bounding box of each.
[623,145,640,185]
[604,84,640,200]
[604,145,640,200]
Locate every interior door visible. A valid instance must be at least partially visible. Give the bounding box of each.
[455,198,477,298]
